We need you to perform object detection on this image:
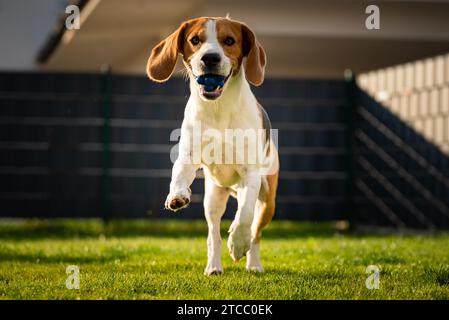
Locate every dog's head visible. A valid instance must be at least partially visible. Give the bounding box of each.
[146,17,266,101]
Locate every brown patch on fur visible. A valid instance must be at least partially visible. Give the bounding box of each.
[180,17,211,66]
[146,17,209,82]
[253,170,279,242]
[241,23,266,86]
[216,18,266,85]
[257,102,271,152]
[215,19,245,75]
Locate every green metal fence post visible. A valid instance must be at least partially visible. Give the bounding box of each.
[101,64,112,224]
[344,69,357,229]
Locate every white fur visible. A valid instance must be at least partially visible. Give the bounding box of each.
[166,19,275,274]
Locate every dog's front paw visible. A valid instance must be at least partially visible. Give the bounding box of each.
[165,189,191,212]
[204,264,224,276]
[227,222,251,262]
[246,263,264,273]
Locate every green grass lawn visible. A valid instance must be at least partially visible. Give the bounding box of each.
[0,219,448,300]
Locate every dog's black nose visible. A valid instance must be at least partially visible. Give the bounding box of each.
[201,53,221,67]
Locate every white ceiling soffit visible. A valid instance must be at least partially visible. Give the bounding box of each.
[41,0,449,78]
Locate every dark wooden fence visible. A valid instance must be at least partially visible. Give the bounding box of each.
[0,72,348,221]
[354,90,449,229]
[355,56,449,229]
[1,71,447,229]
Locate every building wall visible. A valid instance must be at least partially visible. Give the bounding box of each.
[0,0,68,71]
[358,53,449,155]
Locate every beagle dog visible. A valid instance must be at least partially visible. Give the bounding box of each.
[147,16,279,275]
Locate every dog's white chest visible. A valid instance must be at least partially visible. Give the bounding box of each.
[203,164,240,188]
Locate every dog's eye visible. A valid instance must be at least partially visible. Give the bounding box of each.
[190,36,200,45]
[224,37,235,46]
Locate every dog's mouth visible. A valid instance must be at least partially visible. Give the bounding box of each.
[195,72,231,100]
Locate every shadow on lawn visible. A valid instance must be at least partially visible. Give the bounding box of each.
[0,219,344,240]
[0,250,128,264]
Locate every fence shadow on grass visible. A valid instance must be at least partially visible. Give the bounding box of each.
[0,219,345,241]
[0,250,128,264]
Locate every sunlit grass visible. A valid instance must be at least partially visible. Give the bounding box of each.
[0,219,448,299]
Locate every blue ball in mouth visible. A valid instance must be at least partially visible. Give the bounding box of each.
[196,74,225,92]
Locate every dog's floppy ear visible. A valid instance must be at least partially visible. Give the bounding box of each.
[242,24,266,86]
[147,22,187,82]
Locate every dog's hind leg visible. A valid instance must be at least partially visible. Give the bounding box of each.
[204,177,230,276]
[246,171,278,272]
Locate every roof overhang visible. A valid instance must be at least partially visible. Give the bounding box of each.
[38,0,449,78]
